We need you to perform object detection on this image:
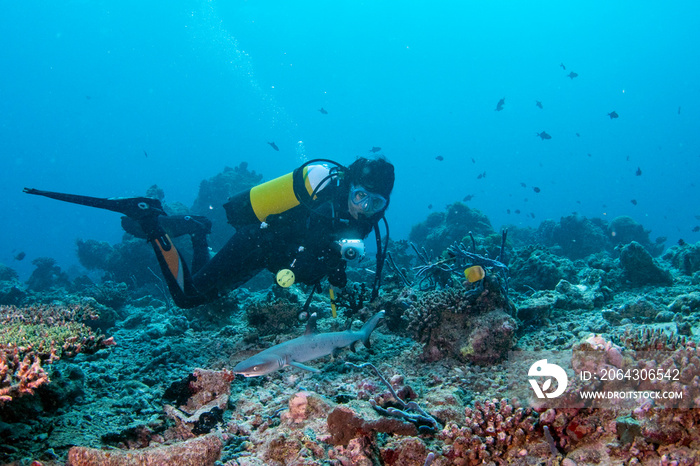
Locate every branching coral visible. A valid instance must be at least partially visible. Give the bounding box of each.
[439,398,539,465]
[0,304,114,404]
[618,327,694,352]
[401,275,517,364]
[403,287,470,343]
[333,282,370,320]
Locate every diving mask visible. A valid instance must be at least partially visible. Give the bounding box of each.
[350,185,387,214]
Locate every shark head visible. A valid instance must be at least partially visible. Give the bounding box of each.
[233,353,284,377]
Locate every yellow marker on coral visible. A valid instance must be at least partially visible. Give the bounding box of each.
[329,287,337,318]
[464,265,485,283]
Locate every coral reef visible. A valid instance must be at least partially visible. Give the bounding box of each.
[618,241,673,287]
[509,245,577,291]
[402,276,517,364]
[0,265,18,283]
[548,214,610,260]
[26,257,71,292]
[0,264,27,306]
[66,433,223,466]
[76,238,162,290]
[4,194,700,466]
[0,303,114,404]
[346,362,440,433]
[244,295,301,336]
[530,214,665,261]
[82,281,129,309]
[664,240,700,276]
[408,202,495,257]
[163,368,235,437]
[609,215,665,257]
[439,399,541,465]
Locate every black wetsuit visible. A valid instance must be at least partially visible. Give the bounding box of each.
[180,184,375,307]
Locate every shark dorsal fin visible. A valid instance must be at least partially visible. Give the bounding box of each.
[304,313,318,335]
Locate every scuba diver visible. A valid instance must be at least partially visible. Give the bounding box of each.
[24,157,395,309]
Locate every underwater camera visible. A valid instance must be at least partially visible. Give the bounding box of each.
[337,239,365,264]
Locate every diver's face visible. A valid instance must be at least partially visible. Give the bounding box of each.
[348,196,363,219]
[348,185,387,219]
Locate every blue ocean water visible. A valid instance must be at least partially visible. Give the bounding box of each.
[2,0,699,280]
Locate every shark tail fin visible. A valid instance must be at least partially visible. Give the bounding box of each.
[359,310,385,348]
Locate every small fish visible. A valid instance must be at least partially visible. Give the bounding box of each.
[567,71,578,79]
[268,142,280,151]
[520,182,527,187]
[626,155,630,161]
[435,155,444,161]
[530,212,536,218]
[679,239,687,247]
[14,251,26,261]
[631,199,638,206]
[464,265,485,283]
[635,167,642,176]
[507,209,511,214]
[608,111,619,119]
[515,209,521,214]
[587,153,592,157]
[477,171,486,179]
[462,194,474,201]
[495,98,505,111]
[428,204,433,210]
[533,187,541,193]
[678,106,681,115]
[560,63,566,70]
[576,133,580,137]
[536,131,552,140]
[143,150,148,158]
[471,158,476,163]
[318,108,328,114]
[536,100,543,109]
[692,226,700,232]
[369,146,382,153]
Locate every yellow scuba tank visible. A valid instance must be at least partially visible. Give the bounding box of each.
[223,163,335,227]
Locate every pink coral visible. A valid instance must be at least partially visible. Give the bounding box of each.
[66,433,223,466]
[439,398,540,465]
[0,303,114,404]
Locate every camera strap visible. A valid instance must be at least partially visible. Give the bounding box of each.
[371,216,389,301]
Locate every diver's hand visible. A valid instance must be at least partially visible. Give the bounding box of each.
[291,247,327,285]
[292,244,346,287]
[328,262,347,288]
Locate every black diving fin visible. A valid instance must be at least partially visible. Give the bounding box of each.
[23,188,165,220]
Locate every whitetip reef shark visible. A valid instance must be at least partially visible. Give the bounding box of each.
[233,311,385,377]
